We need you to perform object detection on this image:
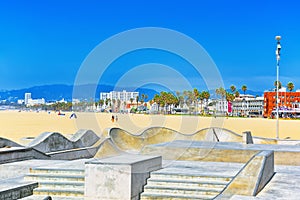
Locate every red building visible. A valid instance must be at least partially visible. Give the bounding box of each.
[263,91,300,117]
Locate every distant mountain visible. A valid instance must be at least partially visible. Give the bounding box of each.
[0,84,158,102]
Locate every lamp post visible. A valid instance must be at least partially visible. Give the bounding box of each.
[275,35,281,139]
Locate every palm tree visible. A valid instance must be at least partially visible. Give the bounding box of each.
[130,98,134,105]
[235,91,240,98]
[105,98,111,107]
[141,94,145,104]
[274,81,282,91]
[99,99,104,110]
[201,91,210,114]
[112,99,116,112]
[153,94,161,112]
[183,90,189,106]
[241,85,247,95]
[116,99,121,112]
[287,82,294,92]
[287,82,295,108]
[230,85,236,94]
[95,101,98,110]
[136,96,139,108]
[193,88,200,114]
[226,92,235,102]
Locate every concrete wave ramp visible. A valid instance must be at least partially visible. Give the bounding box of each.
[27,129,100,153]
[108,127,243,153]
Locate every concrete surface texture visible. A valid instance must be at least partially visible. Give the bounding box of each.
[141,140,300,165]
[85,154,162,200]
[219,151,274,198]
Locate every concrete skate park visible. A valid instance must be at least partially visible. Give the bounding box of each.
[1,127,300,200]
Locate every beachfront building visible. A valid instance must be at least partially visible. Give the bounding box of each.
[24,92,46,106]
[27,98,45,106]
[215,99,230,115]
[24,93,31,105]
[100,90,139,103]
[214,95,264,117]
[232,94,264,117]
[263,88,300,118]
[17,99,25,105]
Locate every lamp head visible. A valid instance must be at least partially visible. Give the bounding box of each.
[275,36,281,41]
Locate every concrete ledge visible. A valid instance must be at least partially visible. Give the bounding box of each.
[243,131,253,144]
[47,146,98,160]
[217,150,274,198]
[0,177,38,200]
[0,147,49,164]
[85,154,162,200]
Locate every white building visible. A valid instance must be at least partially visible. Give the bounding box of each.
[215,99,230,114]
[214,94,264,117]
[24,93,46,106]
[100,90,139,103]
[17,99,25,105]
[25,93,31,105]
[27,98,45,106]
[232,94,264,117]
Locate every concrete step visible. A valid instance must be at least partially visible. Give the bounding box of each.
[25,174,84,182]
[146,179,228,189]
[30,168,84,176]
[140,192,214,200]
[150,172,232,183]
[144,185,221,196]
[38,181,84,189]
[33,188,84,197]
[140,160,238,200]
[25,166,85,198]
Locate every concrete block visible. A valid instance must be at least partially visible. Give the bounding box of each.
[243,131,253,144]
[84,154,162,200]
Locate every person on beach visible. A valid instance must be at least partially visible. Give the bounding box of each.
[115,115,118,122]
[111,115,115,122]
[70,112,77,119]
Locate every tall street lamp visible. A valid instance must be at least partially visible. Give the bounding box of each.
[275,35,281,139]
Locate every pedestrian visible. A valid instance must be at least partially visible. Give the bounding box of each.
[111,115,115,122]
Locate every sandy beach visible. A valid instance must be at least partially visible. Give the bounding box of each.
[1,110,300,144]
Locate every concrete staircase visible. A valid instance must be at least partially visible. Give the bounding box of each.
[141,161,239,200]
[24,167,84,197]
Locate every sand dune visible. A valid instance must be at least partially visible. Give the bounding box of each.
[0,110,300,144]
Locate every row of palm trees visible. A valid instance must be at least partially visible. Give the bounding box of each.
[151,89,211,114]
[274,81,295,92]
[151,85,251,114]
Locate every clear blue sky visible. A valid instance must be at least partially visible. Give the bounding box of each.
[1,0,300,92]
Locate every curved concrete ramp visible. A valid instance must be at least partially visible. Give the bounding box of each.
[0,137,23,148]
[191,127,243,142]
[108,127,243,153]
[70,129,100,147]
[27,129,100,153]
[93,138,123,159]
